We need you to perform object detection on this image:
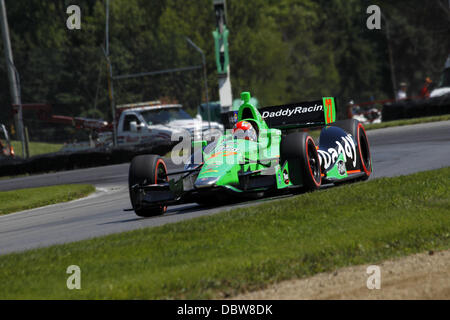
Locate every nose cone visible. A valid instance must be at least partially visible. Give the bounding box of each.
[194,175,220,189]
[195,136,259,189]
[195,152,242,188]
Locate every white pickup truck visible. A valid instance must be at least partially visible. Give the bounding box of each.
[60,102,223,152]
[114,102,223,146]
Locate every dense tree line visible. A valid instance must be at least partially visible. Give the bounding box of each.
[0,0,448,140]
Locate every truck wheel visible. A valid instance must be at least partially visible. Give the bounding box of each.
[281,132,321,191]
[128,154,168,217]
[329,119,372,180]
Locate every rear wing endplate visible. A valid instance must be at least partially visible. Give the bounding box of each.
[221,97,336,129]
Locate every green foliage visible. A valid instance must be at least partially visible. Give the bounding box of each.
[0,0,448,134]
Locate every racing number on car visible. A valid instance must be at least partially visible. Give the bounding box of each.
[326,98,333,123]
[323,97,335,124]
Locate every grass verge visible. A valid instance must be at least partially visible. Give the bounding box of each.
[10,140,63,158]
[0,167,448,299]
[0,184,96,215]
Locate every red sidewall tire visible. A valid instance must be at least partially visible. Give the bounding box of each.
[155,158,168,213]
[128,155,168,217]
[357,123,372,177]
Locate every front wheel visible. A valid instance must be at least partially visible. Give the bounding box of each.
[128,154,168,217]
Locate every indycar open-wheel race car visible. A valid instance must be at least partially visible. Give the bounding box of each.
[128,92,372,217]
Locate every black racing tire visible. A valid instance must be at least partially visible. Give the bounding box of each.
[128,154,168,217]
[281,132,321,191]
[329,119,372,180]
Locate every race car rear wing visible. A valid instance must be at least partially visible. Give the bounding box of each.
[260,97,336,129]
[221,97,337,129]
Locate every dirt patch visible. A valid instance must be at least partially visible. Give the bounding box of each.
[231,250,450,300]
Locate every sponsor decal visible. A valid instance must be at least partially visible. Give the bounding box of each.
[283,169,290,184]
[203,169,218,174]
[317,134,357,170]
[259,99,328,128]
[221,111,239,128]
[275,165,283,186]
[277,172,282,186]
[261,104,323,119]
[206,151,237,162]
[337,160,346,176]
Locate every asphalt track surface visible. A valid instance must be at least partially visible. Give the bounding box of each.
[0,121,449,255]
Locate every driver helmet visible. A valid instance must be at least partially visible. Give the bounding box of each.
[232,120,257,141]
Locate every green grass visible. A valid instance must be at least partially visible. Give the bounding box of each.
[0,184,96,215]
[0,167,448,299]
[10,140,63,158]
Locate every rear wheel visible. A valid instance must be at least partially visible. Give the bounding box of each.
[128,154,168,217]
[281,132,321,191]
[329,119,372,180]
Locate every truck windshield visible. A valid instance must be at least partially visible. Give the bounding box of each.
[438,68,450,88]
[141,108,192,125]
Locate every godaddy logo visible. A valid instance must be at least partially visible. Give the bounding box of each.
[261,104,323,119]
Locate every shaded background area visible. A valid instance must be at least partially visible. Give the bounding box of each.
[0,0,448,146]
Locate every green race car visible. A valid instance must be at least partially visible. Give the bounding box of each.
[128,92,372,217]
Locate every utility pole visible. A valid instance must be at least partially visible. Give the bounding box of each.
[0,0,26,157]
[105,0,117,146]
[212,0,232,113]
[186,37,211,129]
